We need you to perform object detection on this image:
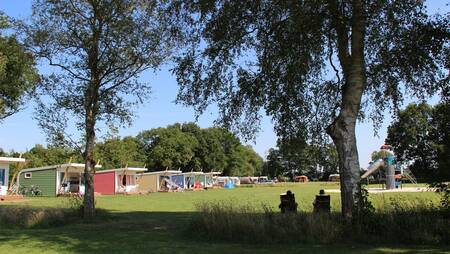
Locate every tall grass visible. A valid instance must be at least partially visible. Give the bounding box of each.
[0,194,107,228]
[191,201,342,244]
[0,206,79,228]
[190,198,450,245]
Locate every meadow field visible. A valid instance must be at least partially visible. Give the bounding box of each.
[0,182,448,254]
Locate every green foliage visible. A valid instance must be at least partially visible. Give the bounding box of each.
[440,187,450,212]
[264,140,338,180]
[430,103,450,183]
[370,150,392,161]
[21,144,82,168]
[22,0,180,164]
[23,0,182,217]
[0,12,38,120]
[387,102,450,183]
[353,185,375,220]
[18,185,42,196]
[170,0,448,218]
[4,122,263,176]
[95,136,146,169]
[434,183,450,213]
[170,1,448,141]
[225,145,263,176]
[262,148,284,179]
[138,122,263,176]
[63,194,103,218]
[138,124,199,171]
[65,194,83,209]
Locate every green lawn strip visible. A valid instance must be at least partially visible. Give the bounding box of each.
[1,214,448,254]
[0,182,445,253]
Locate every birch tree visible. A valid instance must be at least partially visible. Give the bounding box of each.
[171,0,449,220]
[25,0,177,219]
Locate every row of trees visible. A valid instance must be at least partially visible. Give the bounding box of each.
[1,1,448,220]
[96,123,263,175]
[2,123,263,178]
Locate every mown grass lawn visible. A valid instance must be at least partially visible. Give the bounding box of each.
[0,182,448,254]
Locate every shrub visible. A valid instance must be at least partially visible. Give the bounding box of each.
[435,183,450,212]
[18,185,42,196]
[63,193,85,215]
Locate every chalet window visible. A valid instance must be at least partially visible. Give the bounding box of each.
[24,172,32,179]
[0,169,5,185]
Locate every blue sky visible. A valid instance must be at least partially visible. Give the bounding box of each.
[0,1,447,168]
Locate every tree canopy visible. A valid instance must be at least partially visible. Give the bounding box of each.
[0,12,38,120]
[24,0,180,218]
[138,124,199,171]
[138,123,263,176]
[264,138,338,180]
[387,102,450,183]
[95,136,146,170]
[170,0,449,219]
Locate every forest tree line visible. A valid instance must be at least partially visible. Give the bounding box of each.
[1,122,342,180]
[1,123,263,176]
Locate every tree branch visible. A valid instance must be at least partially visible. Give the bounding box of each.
[46,57,90,82]
[329,0,351,76]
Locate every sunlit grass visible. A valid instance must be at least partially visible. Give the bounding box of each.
[5,182,437,213]
[0,182,446,254]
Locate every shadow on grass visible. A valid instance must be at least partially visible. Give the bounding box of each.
[0,210,449,254]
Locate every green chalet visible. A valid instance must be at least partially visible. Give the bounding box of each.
[18,163,101,197]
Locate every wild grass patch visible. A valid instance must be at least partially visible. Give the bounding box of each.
[190,197,450,245]
[0,195,109,228]
[0,206,79,228]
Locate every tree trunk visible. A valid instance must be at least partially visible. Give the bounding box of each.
[327,112,361,221]
[83,110,97,220]
[327,0,366,221]
[83,3,101,220]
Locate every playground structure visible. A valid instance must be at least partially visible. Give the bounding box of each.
[361,144,417,190]
[0,157,26,200]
